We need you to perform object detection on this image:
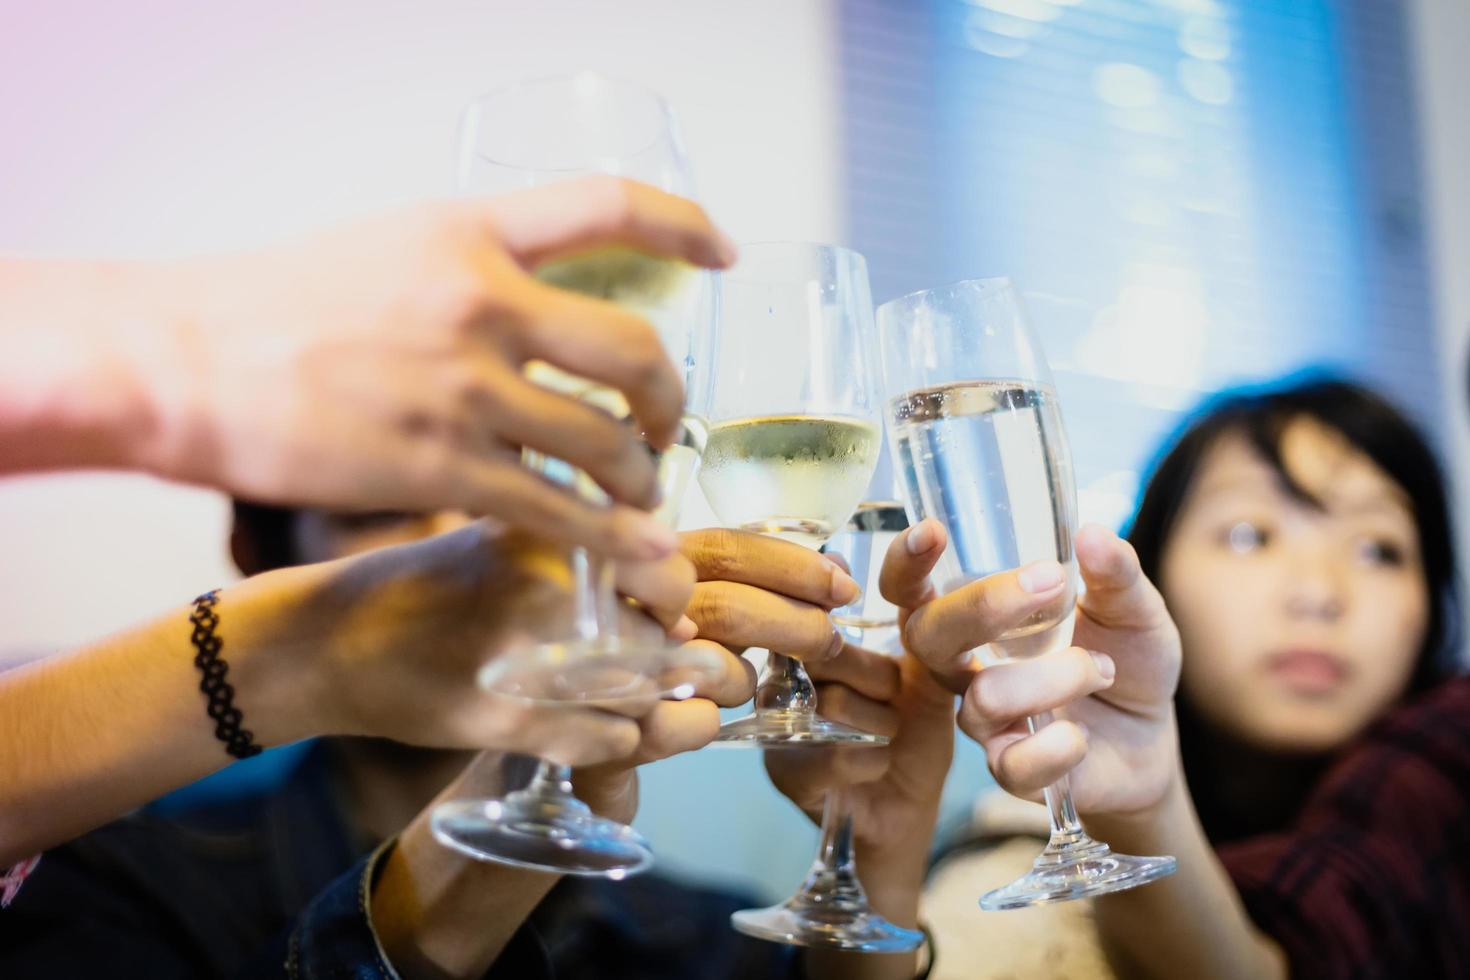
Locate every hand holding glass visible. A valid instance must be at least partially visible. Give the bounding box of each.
[432,72,721,877]
[693,242,886,746]
[877,278,1176,909]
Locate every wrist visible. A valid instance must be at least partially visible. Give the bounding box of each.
[1086,759,1191,855]
[374,809,561,979]
[855,824,936,929]
[213,564,338,747]
[117,256,232,487]
[0,259,181,474]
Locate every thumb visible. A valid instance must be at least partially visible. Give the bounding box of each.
[1075,524,1171,633]
[879,519,947,610]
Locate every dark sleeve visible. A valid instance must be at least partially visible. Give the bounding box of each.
[258,842,554,980]
[0,839,213,979]
[1218,680,1470,979]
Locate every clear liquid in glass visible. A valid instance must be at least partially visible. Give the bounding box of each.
[890,380,1078,659]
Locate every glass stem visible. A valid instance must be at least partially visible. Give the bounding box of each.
[817,786,858,877]
[527,759,577,799]
[569,545,619,647]
[790,785,870,911]
[1027,711,1099,856]
[755,653,817,715]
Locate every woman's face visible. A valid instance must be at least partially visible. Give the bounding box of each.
[1159,416,1429,755]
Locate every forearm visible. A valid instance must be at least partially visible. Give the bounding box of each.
[372,783,560,979]
[1089,774,1286,980]
[0,258,201,476]
[0,565,324,864]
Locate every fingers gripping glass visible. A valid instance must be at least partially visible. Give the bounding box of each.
[876,278,1176,909]
[731,502,924,951]
[431,72,721,878]
[692,242,886,747]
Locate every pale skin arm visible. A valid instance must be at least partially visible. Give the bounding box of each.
[0,177,736,558]
[0,258,184,475]
[0,523,694,867]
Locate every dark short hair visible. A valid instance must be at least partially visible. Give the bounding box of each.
[1124,374,1461,841]
[231,499,303,573]
[231,501,426,574]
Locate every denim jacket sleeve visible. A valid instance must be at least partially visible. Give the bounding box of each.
[262,840,553,980]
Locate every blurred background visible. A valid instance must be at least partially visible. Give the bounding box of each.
[2,0,1467,902]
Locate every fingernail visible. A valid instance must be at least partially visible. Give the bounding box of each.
[1090,651,1116,682]
[672,615,698,642]
[906,521,936,555]
[1017,560,1065,594]
[1075,722,1090,745]
[713,231,739,267]
[830,566,861,606]
[631,517,679,558]
[824,626,845,661]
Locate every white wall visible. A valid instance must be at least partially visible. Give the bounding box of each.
[1410,0,1470,603]
[0,0,843,649]
[0,0,842,896]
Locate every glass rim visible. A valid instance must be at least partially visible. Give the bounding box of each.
[725,240,869,279]
[461,70,676,173]
[876,275,1018,315]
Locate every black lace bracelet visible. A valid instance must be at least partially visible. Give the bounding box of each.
[189,590,262,759]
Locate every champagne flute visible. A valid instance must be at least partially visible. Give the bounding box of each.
[877,277,1177,909]
[693,242,886,746]
[431,72,721,877]
[732,501,925,951]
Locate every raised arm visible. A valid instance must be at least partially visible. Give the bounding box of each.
[0,523,691,866]
[0,177,735,557]
[897,522,1284,979]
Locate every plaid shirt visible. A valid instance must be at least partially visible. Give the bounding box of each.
[1220,676,1470,980]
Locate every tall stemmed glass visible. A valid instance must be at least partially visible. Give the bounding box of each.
[877,278,1177,909]
[732,502,925,950]
[694,242,886,746]
[431,72,721,877]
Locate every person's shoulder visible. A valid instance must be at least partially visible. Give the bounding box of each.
[1397,673,1470,716]
[1368,674,1470,764]
[1299,674,1470,832]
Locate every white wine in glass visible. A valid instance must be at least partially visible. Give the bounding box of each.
[431,72,719,879]
[700,414,882,548]
[693,241,886,747]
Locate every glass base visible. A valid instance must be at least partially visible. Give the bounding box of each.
[711,710,890,748]
[731,902,923,953]
[979,834,1176,910]
[431,793,652,879]
[477,637,725,708]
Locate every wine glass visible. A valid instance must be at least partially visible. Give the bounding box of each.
[693,242,886,746]
[431,72,722,877]
[731,501,926,951]
[876,277,1177,909]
